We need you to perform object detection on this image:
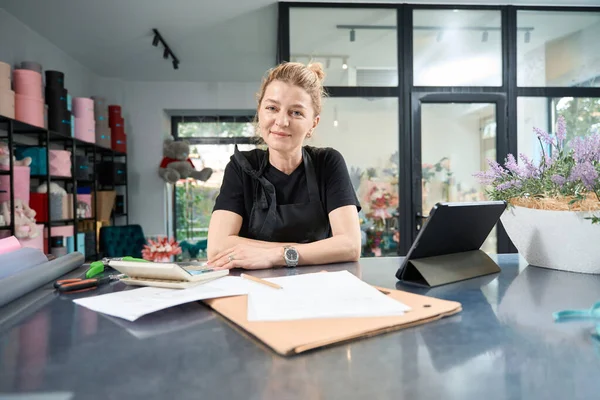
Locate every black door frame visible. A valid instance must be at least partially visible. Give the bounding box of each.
[408,92,516,254]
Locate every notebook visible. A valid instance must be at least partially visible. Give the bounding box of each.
[108,260,228,289]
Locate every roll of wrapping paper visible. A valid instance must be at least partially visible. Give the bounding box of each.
[0,251,84,308]
[0,247,48,280]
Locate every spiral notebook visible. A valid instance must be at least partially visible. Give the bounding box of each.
[109,260,228,289]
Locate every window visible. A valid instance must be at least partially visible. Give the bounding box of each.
[517,11,600,87]
[172,117,256,244]
[313,97,399,257]
[290,8,398,86]
[413,9,502,86]
[518,97,600,162]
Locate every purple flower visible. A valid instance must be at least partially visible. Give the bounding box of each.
[568,161,599,190]
[496,181,513,191]
[534,127,554,146]
[570,134,600,163]
[556,116,566,145]
[519,153,540,178]
[504,154,521,176]
[495,179,522,191]
[473,170,496,185]
[486,158,506,179]
[551,174,566,187]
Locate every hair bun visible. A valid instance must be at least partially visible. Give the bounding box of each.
[307,62,326,82]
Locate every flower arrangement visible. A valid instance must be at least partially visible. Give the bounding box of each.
[365,183,398,227]
[142,236,182,262]
[422,157,452,185]
[474,116,600,223]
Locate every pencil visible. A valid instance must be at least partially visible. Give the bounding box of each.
[240,273,282,290]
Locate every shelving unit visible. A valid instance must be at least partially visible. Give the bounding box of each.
[0,115,128,261]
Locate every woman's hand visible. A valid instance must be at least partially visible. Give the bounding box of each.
[208,244,283,270]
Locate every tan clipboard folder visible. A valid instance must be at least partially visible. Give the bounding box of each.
[204,286,462,356]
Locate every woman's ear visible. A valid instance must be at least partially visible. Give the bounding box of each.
[312,115,320,130]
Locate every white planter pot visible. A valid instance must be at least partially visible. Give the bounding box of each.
[500,205,600,274]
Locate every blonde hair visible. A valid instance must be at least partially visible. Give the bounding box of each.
[253,62,326,143]
[257,61,326,116]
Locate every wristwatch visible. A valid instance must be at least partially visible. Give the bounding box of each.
[283,246,299,268]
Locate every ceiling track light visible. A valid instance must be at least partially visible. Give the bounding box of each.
[336,24,534,44]
[151,28,180,70]
[290,53,349,70]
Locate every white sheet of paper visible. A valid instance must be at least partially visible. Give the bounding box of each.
[72,276,249,322]
[246,270,411,321]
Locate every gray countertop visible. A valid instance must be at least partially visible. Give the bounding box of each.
[1,254,600,400]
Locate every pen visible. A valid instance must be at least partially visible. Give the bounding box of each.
[240,273,282,290]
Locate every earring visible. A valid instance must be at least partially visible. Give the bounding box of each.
[307,130,312,138]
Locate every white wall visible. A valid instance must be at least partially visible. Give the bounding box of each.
[0,9,124,101]
[124,81,257,236]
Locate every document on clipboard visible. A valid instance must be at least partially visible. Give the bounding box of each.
[244,271,412,321]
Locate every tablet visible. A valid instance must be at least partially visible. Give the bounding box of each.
[396,201,507,287]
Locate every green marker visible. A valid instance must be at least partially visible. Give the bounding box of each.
[85,256,150,279]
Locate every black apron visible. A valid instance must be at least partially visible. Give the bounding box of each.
[233,146,330,243]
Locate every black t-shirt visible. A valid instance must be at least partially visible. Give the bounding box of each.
[213,146,361,237]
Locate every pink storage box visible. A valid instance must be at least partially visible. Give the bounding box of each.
[15,93,44,128]
[49,150,71,177]
[0,224,45,252]
[0,62,10,80]
[0,89,15,119]
[73,97,94,119]
[0,165,30,204]
[49,224,74,237]
[13,69,42,99]
[74,117,95,143]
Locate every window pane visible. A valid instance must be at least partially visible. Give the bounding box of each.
[518,11,600,87]
[413,9,502,86]
[175,143,257,243]
[177,121,255,138]
[312,97,399,257]
[518,97,600,162]
[421,103,497,253]
[290,8,397,86]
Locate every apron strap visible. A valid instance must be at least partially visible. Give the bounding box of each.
[302,147,320,203]
[233,145,273,210]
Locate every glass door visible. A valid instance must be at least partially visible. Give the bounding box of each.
[412,93,508,254]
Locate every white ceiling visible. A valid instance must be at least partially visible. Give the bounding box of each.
[1,0,598,82]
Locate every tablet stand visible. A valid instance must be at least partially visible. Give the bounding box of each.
[401,249,500,287]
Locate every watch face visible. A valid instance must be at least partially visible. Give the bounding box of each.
[285,248,298,261]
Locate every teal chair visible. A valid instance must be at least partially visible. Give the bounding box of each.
[180,239,208,259]
[99,225,147,259]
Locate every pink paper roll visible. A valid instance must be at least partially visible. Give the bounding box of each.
[0,165,31,204]
[72,97,94,118]
[15,93,44,128]
[0,61,10,80]
[0,89,15,119]
[0,236,21,255]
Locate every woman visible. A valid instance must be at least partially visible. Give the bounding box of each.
[207,62,361,270]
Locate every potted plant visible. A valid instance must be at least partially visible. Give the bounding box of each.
[475,116,600,273]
